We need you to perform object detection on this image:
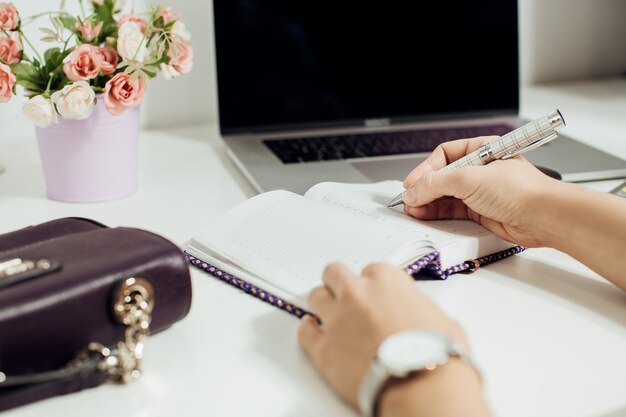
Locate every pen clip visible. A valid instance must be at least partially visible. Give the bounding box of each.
[501,132,558,160]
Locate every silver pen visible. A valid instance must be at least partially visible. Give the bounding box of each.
[387,109,566,208]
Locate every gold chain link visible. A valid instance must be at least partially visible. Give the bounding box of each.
[79,277,155,384]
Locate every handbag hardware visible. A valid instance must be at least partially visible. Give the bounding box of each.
[0,276,155,387]
[0,258,62,289]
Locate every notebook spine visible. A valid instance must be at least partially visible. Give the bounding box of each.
[184,252,310,319]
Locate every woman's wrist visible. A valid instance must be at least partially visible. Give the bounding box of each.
[526,177,573,248]
[528,180,626,288]
[378,358,490,417]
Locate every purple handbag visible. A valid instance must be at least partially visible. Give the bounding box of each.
[0,218,192,411]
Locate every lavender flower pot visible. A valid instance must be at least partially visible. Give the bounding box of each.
[35,98,140,203]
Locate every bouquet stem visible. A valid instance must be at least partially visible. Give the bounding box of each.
[18,30,44,64]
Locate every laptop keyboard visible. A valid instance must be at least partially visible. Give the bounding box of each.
[263,124,513,164]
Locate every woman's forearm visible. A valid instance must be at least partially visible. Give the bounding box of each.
[536,180,626,290]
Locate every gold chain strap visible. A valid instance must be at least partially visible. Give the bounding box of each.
[78,277,155,384]
[0,276,155,387]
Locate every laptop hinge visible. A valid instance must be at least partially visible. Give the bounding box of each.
[364,118,391,128]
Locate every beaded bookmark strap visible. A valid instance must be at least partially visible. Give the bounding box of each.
[405,245,527,280]
[185,246,526,318]
[185,252,310,319]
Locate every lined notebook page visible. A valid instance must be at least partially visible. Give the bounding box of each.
[305,181,513,267]
[191,190,431,298]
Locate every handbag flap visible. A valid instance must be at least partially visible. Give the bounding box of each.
[0,218,106,253]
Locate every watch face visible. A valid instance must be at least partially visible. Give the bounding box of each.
[378,330,452,377]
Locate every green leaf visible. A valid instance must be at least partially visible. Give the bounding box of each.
[95,2,115,24]
[11,63,42,81]
[101,21,117,39]
[44,47,61,65]
[24,90,40,99]
[43,47,72,76]
[143,69,157,78]
[105,36,117,48]
[59,15,78,32]
[51,64,67,81]
[16,79,44,93]
[50,72,69,91]
[11,62,47,92]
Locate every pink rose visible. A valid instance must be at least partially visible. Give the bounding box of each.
[74,20,103,43]
[155,7,179,25]
[0,62,15,103]
[0,3,19,31]
[63,44,103,81]
[168,42,193,75]
[117,14,148,33]
[0,35,21,64]
[98,46,118,75]
[104,73,145,115]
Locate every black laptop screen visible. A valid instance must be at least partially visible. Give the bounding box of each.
[213,1,519,133]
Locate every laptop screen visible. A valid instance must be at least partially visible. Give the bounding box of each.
[214,1,519,134]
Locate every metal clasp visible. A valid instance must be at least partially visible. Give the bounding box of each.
[0,258,53,279]
[102,277,155,384]
[462,259,481,274]
[0,258,61,289]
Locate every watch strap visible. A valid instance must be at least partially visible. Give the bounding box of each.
[358,358,389,417]
[449,341,481,380]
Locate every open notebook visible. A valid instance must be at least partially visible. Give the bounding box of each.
[185,181,523,317]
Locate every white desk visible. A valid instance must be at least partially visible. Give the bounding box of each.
[2,82,626,417]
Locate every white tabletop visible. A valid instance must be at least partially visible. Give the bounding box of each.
[2,81,626,417]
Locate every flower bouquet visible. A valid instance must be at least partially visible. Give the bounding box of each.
[0,0,193,202]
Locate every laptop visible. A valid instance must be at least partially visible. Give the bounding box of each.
[212,0,626,194]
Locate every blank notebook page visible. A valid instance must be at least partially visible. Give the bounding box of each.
[192,190,429,297]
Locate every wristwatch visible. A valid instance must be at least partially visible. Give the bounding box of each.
[358,329,479,417]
